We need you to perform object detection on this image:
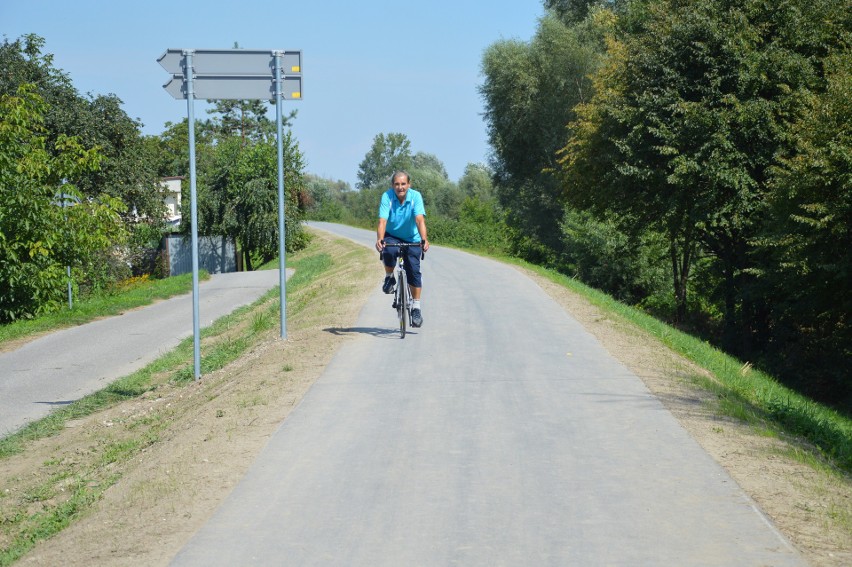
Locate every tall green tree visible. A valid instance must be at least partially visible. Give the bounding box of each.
[73,93,165,223]
[1,35,164,223]
[555,0,852,407]
[200,131,307,271]
[0,86,126,321]
[761,49,852,400]
[458,163,496,204]
[411,152,448,179]
[480,13,602,261]
[543,0,625,25]
[144,120,190,179]
[143,118,220,186]
[206,99,297,144]
[406,152,462,218]
[0,34,75,141]
[559,0,847,336]
[208,99,270,141]
[356,133,412,190]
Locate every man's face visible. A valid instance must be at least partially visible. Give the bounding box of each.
[392,176,410,201]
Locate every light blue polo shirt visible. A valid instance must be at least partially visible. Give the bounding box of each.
[378,188,426,242]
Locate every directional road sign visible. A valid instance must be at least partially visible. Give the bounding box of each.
[157,49,301,76]
[158,49,302,101]
[163,74,302,101]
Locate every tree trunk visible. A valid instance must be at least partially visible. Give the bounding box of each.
[722,258,739,353]
[670,234,693,323]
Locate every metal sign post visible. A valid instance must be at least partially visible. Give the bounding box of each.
[53,188,80,309]
[184,51,202,379]
[274,52,287,339]
[158,48,302,379]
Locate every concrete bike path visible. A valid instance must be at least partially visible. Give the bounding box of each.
[171,223,804,566]
[0,269,284,437]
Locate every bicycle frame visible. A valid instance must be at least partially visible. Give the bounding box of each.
[394,253,409,338]
[381,241,423,339]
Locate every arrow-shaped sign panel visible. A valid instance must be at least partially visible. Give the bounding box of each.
[163,75,302,101]
[158,49,301,76]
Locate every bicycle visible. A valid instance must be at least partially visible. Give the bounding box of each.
[380,241,424,339]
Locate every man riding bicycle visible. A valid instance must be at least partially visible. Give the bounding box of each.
[375,170,430,328]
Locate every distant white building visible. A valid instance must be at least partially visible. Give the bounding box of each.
[161,176,183,229]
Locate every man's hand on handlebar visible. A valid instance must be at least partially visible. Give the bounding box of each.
[377,239,428,258]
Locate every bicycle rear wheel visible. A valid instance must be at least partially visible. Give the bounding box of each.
[397,268,408,338]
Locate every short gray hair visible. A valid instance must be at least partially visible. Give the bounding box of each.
[391,170,410,184]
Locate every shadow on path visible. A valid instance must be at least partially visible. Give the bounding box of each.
[323,327,417,339]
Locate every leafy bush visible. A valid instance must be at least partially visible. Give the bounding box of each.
[428,197,509,253]
[309,199,346,222]
[558,209,669,304]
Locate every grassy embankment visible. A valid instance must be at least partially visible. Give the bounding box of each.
[0,233,359,566]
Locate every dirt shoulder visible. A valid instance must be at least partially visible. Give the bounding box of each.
[3,234,849,566]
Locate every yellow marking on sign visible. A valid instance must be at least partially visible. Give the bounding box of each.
[292,92,301,99]
[291,66,301,72]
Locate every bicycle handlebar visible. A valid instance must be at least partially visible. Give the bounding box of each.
[379,240,426,260]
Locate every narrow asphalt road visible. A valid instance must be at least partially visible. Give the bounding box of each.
[171,223,804,566]
[0,269,284,437]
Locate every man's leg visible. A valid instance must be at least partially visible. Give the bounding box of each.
[381,237,400,293]
[406,247,424,327]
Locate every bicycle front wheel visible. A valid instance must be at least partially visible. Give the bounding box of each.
[397,268,408,339]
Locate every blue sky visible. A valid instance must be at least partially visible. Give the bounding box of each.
[3,0,544,188]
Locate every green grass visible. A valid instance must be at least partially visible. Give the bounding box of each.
[0,475,103,567]
[0,272,209,346]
